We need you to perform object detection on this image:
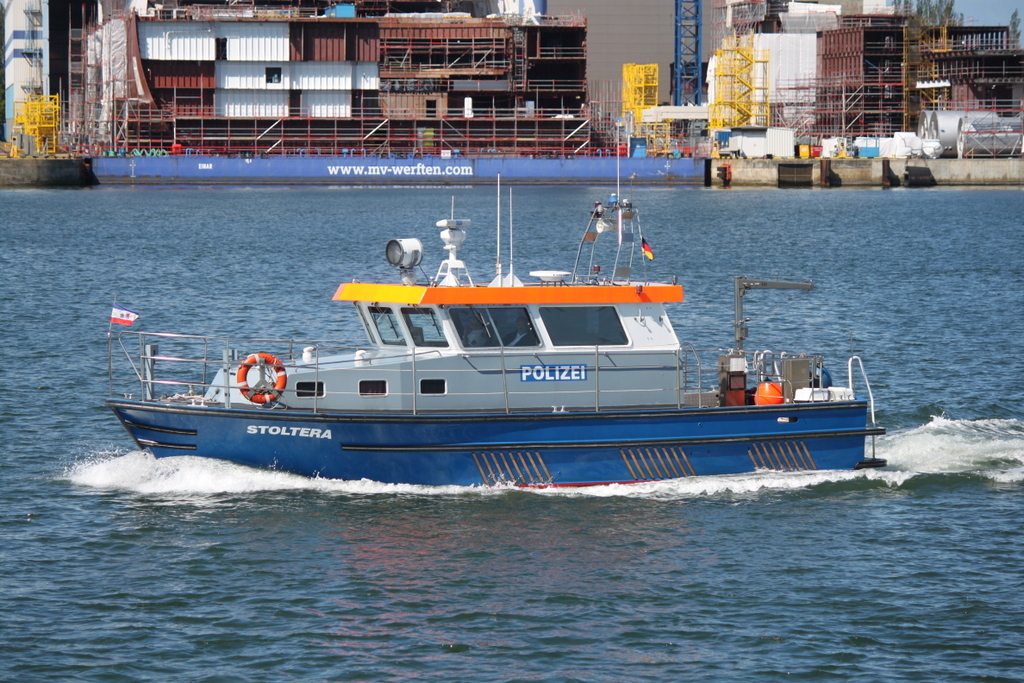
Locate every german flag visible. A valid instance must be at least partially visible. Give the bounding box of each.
[641,237,655,260]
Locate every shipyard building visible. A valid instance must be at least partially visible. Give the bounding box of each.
[4,0,1023,159]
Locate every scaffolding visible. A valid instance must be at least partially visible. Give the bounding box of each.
[14,94,61,154]
[622,63,659,128]
[709,33,770,129]
[708,0,767,55]
[635,122,672,155]
[902,18,923,131]
[103,101,595,157]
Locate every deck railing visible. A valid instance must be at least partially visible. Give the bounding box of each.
[108,330,727,415]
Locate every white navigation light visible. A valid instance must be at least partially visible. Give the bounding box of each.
[385,238,424,269]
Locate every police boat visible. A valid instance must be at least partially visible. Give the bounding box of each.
[106,194,886,486]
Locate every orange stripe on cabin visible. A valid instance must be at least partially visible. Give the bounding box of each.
[333,282,684,305]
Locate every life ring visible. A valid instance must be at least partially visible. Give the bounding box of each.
[236,352,287,404]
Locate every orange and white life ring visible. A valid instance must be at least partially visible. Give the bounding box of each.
[236,352,287,404]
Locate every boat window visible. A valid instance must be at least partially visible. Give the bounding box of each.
[539,306,628,346]
[368,306,406,346]
[357,305,378,344]
[359,380,387,396]
[401,308,449,347]
[420,379,446,395]
[493,307,540,347]
[450,307,501,348]
[450,307,539,347]
[295,381,325,398]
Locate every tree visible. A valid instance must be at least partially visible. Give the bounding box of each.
[915,0,964,26]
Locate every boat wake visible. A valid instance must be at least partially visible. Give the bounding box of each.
[68,416,1022,499]
[878,415,1024,482]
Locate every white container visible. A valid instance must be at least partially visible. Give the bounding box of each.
[794,386,855,402]
[794,388,831,403]
[727,126,795,158]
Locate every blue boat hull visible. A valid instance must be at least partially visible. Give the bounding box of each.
[91,155,704,185]
[107,399,885,486]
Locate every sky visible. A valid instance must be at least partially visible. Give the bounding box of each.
[959,0,1023,26]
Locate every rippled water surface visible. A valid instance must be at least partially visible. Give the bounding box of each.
[2,185,1023,682]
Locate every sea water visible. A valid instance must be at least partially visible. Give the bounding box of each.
[1,185,1022,682]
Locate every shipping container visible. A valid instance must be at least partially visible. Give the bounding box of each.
[725,126,795,158]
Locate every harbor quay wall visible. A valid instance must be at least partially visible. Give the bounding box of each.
[707,158,1024,187]
[92,155,704,185]
[0,158,95,186]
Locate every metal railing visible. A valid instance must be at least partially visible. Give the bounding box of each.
[108,330,725,415]
[847,356,878,427]
[109,331,866,417]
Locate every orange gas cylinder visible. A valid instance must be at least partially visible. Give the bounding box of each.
[755,382,784,405]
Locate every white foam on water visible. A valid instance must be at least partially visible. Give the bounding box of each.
[65,450,482,498]
[69,416,1022,499]
[878,416,1024,482]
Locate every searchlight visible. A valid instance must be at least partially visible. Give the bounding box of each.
[385,238,424,285]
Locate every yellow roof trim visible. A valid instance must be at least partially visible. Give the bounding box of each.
[333,282,684,305]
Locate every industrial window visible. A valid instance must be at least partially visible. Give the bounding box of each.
[359,380,387,396]
[295,381,325,398]
[539,306,628,346]
[215,37,227,61]
[420,379,446,395]
[265,67,282,84]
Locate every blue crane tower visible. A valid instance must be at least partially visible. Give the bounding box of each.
[674,0,702,105]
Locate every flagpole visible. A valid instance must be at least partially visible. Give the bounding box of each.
[108,295,116,398]
[109,294,117,336]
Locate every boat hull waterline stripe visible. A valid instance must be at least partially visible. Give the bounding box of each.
[136,438,197,451]
[122,418,198,436]
[340,428,886,452]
